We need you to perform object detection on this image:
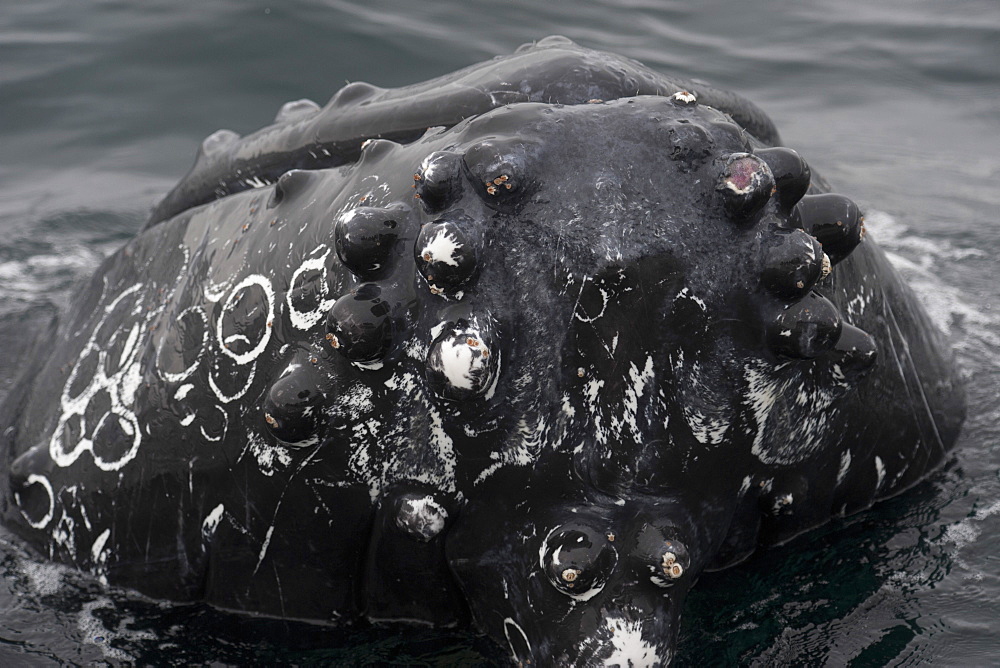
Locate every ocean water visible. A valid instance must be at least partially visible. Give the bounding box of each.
[1,0,998,665]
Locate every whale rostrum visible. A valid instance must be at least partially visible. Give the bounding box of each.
[0,37,964,667]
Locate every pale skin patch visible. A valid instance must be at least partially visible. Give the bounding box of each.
[419,228,463,267]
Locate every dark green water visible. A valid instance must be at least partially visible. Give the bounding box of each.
[1,0,998,665]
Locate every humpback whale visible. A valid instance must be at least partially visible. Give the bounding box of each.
[0,36,964,666]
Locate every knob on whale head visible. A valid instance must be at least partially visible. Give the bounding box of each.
[448,497,705,667]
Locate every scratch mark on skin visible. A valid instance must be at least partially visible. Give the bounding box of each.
[837,449,852,485]
[569,277,587,330]
[503,617,531,663]
[875,455,886,489]
[882,295,946,457]
[272,560,287,620]
[553,213,572,283]
[201,504,224,543]
[252,446,322,575]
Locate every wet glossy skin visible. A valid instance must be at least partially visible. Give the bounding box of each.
[145,36,781,228]
[0,38,964,666]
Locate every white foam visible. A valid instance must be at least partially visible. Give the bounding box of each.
[77,598,154,661]
[20,559,66,596]
[869,209,999,345]
[941,500,1000,579]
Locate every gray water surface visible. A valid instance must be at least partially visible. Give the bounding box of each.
[1,0,999,665]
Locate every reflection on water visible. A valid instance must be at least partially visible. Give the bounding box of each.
[1,0,999,664]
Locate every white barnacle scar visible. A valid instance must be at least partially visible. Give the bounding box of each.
[439,334,487,390]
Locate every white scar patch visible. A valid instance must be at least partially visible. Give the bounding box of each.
[202,504,224,542]
[608,356,655,443]
[216,274,275,365]
[157,306,208,384]
[396,496,448,540]
[15,474,54,529]
[420,228,462,266]
[247,431,291,475]
[437,327,491,391]
[287,250,337,330]
[208,360,257,404]
[573,279,609,323]
[603,616,660,667]
[744,359,840,466]
[475,413,547,485]
[90,528,111,585]
[837,450,852,485]
[50,284,147,471]
[682,407,730,445]
[503,618,531,663]
[675,286,707,311]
